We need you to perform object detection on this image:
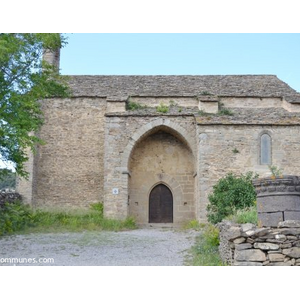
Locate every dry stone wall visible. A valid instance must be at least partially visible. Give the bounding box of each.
[218,220,300,266]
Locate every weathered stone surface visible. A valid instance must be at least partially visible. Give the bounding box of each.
[235,249,266,262]
[278,228,300,235]
[278,220,300,228]
[287,235,298,240]
[258,212,283,227]
[275,234,287,242]
[254,242,280,251]
[268,253,285,262]
[280,242,293,249]
[241,223,255,233]
[282,247,300,258]
[235,243,253,251]
[227,226,243,241]
[251,227,271,238]
[233,237,246,244]
[233,261,263,266]
[268,261,293,266]
[284,212,300,222]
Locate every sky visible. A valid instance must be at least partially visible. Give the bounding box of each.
[60,33,300,92]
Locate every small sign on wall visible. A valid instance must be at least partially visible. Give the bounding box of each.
[112,188,119,195]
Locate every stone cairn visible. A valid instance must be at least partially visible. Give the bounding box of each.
[218,220,300,266]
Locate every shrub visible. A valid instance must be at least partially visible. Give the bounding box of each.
[207,172,258,224]
[0,201,34,236]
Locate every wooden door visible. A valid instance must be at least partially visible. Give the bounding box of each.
[149,184,173,223]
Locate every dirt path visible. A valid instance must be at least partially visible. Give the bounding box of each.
[0,228,198,266]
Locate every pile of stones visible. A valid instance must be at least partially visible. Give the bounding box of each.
[218,220,300,266]
[0,189,22,208]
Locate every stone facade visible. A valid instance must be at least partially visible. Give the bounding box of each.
[218,220,300,266]
[16,49,300,225]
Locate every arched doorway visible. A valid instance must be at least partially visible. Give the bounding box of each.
[149,184,173,223]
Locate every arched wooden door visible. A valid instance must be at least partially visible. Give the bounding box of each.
[149,184,173,223]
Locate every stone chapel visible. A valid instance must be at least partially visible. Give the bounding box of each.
[17,48,300,224]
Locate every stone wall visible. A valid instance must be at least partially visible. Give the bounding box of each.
[218,220,300,266]
[129,130,195,224]
[103,114,197,221]
[32,98,106,208]
[197,125,300,222]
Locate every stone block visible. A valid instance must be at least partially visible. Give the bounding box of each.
[254,242,280,251]
[235,243,253,251]
[268,253,285,262]
[278,220,300,228]
[258,212,283,227]
[233,261,263,266]
[233,237,246,244]
[235,249,267,262]
[282,247,300,258]
[284,211,300,221]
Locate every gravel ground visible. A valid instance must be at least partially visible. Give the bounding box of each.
[0,228,199,266]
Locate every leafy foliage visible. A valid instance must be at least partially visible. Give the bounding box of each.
[0,33,70,179]
[0,169,16,189]
[0,201,34,236]
[207,172,258,224]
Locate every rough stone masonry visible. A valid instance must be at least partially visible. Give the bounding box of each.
[218,220,300,266]
[16,47,300,225]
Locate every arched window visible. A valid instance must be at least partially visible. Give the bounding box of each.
[260,133,271,165]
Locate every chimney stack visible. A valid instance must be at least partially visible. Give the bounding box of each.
[43,48,60,71]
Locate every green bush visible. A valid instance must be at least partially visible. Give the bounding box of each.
[0,201,34,236]
[207,172,258,224]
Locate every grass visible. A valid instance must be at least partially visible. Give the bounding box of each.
[1,202,137,236]
[225,205,258,225]
[185,222,226,266]
[26,210,136,233]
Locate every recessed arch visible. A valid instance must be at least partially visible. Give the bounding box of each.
[258,130,272,165]
[121,118,196,171]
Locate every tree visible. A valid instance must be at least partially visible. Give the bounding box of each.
[0,33,70,179]
[0,169,16,189]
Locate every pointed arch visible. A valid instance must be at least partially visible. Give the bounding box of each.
[121,118,196,170]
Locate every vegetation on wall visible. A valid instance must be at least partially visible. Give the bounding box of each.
[156,102,169,113]
[126,100,147,111]
[207,172,258,224]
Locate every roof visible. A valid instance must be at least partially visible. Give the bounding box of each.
[66,75,300,103]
